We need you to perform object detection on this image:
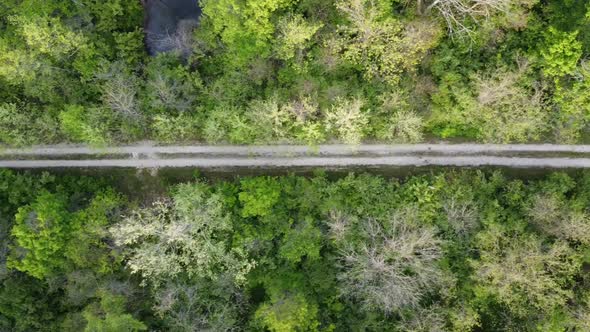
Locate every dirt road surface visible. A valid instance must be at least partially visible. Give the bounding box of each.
[2,144,590,169]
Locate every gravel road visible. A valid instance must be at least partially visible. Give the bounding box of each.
[4,144,590,156]
[2,144,590,168]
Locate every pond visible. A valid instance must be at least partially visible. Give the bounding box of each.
[144,0,202,56]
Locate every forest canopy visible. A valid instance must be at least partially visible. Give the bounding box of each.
[0,0,589,146]
[2,169,590,330]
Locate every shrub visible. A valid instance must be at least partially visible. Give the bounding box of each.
[379,110,425,143]
[540,28,583,78]
[59,105,119,145]
[151,114,200,143]
[0,103,59,146]
[324,97,369,144]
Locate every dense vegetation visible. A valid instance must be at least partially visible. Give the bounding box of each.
[1,0,589,146]
[2,169,590,330]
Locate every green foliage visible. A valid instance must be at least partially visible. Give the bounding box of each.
[83,292,146,332]
[275,15,323,71]
[65,190,124,274]
[114,28,146,68]
[8,191,72,279]
[143,54,201,113]
[239,177,282,217]
[255,293,320,332]
[3,171,590,330]
[278,217,322,263]
[201,0,295,67]
[542,0,590,53]
[540,27,583,78]
[0,274,59,331]
[0,103,60,146]
[8,15,86,59]
[0,0,588,145]
[553,63,590,142]
[151,113,201,142]
[7,186,122,279]
[430,61,549,142]
[60,105,118,145]
[333,0,441,85]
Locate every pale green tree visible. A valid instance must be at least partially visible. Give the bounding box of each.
[275,15,323,71]
[111,182,254,286]
[472,226,581,318]
[472,60,548,142]
[380,111,425,143]
[527,193,590,245]
[333,0,441,85]
[324,97,369,144]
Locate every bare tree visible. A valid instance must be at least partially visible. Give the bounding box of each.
[416,0,513,34]
[325,210,352,243]
[154,279,246,332]
[527,193,590,245]
[147,19,198,59]
[96,63,141,118]
[145,70,196,113]
[442,197,478,237]
[472,58,547,143]
[337,208,444,313]
[398,305,446,332]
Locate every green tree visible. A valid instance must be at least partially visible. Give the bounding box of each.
[279,217,322,264]
[83,292,146,332]
[471,227,581,320]
[0,274,59,331]
[333,0,440,85]
[65,190,123,274]
[201,0,295,67]
[59,105,119,145]
[255,293,320,332]
[540,27,583,78]
[0,103,59,146]
[553,63,590,142]
[239,177,282,218]
[8,191,72,279]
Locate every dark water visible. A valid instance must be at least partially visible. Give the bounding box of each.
[144,0,201,55]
